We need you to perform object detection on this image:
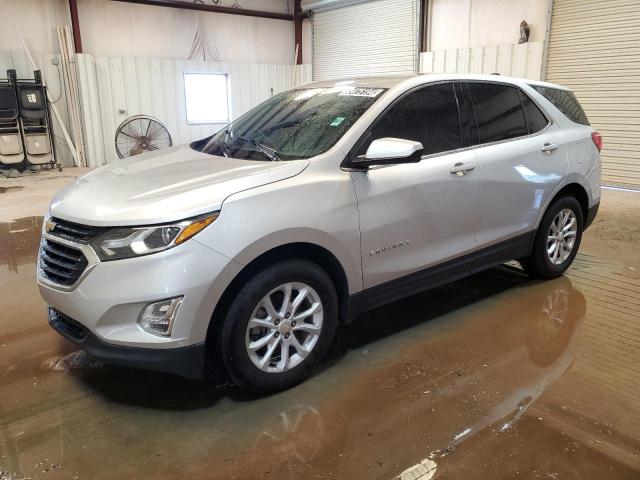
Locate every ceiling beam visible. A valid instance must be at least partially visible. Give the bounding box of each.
[111,0,294,21]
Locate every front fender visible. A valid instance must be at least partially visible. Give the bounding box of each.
[189,166,363,341]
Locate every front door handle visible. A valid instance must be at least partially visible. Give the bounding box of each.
[541,143,558,153]
[450,162,476,176]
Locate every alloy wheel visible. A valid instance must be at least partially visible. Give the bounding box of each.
[245,282,323,373]
[547,208,577,265]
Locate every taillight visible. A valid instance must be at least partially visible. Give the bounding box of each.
[591,131,603,152]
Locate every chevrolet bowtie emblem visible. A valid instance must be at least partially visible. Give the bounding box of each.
[45,219,57,233]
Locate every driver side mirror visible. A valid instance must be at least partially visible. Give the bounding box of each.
[352,137,424,167]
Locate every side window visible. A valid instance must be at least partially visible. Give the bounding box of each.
[519,90,549,134]
[363,83,463,156]
[467,83,528,143]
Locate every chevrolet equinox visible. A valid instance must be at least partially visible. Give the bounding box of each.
[38,74,601,392]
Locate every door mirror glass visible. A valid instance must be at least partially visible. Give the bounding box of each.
[357,137,424,166]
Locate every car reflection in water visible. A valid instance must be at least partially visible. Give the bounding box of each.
[244,270,585,480]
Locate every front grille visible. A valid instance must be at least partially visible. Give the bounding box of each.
[49,308,87,341]
[39,217,105,288]
[49,217,106,244]
[39,238,88,286]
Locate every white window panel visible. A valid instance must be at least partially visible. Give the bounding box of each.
[184,72,230,124]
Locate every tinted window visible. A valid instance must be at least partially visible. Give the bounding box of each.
[193,86,386,160]
[531,85,589,126]
[362,83,462,156]
[519,90,549,134]
[467,83,528,143]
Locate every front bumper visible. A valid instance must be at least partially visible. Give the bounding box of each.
[38,234,243,378]
[49,308,206,378]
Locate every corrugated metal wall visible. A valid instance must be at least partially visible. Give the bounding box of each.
[312,0,418,80]
[419,42,544,80]
[76,54,312,167]
[546,0,640,187]
[0,51,74,166]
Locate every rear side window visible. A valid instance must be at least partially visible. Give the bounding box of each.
[363,83,462,156]
[531,85,590,126]
[519,90,549,134]
[467,83,528,143]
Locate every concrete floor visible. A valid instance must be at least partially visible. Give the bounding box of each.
[0,168,92,223]
[1,169,639,479]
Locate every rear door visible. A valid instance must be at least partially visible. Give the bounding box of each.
[351,82,480,289]
[464,82,569,252]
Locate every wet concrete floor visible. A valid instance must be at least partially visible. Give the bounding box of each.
[1,207,639,479]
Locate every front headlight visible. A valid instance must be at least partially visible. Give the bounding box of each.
[91,212,219,261]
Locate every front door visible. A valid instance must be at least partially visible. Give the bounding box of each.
[351,82,480,290]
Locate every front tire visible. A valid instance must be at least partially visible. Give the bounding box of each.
[521,195,583,279]
[219,260,338,393]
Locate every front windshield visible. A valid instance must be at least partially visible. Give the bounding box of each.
[191,85,387,161]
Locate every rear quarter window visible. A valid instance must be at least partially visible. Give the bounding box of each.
[531,85,590,126]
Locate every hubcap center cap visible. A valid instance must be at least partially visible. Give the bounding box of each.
[279,320,292,335]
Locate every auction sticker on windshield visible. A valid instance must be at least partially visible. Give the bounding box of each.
[339,87,384,98]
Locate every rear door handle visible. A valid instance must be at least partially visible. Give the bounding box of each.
[450,162,476,176]
[541,143,558,153]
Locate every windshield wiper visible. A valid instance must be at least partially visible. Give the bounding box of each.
[216,128,233,158]
[235,135,280,162]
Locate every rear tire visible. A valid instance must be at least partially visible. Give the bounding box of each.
[521,195,583,279]
[219,260,338,393]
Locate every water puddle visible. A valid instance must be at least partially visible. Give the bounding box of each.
[0,216,42,275]
[0,213,639,479]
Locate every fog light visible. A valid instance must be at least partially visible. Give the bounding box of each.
[138,297,183,337]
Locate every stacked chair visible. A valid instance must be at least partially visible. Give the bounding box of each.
[17,70,59,169]
[0,69,60,171]
[0,70,24,166]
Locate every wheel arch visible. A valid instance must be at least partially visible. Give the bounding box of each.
[524,183,589,279]
[204,242,351,365]
[550,183,589,222]
[539,182,589,230]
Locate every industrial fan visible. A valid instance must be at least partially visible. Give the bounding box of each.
[114,115,172,159]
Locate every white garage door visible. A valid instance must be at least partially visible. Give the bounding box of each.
[311,0,419,81]
[546,0,640,187]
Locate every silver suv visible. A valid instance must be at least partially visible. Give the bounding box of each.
[38,74,601,392]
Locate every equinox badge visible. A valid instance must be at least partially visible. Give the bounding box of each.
[370,240,410,256]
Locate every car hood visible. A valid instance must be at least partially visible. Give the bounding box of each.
[50,145,309,226]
